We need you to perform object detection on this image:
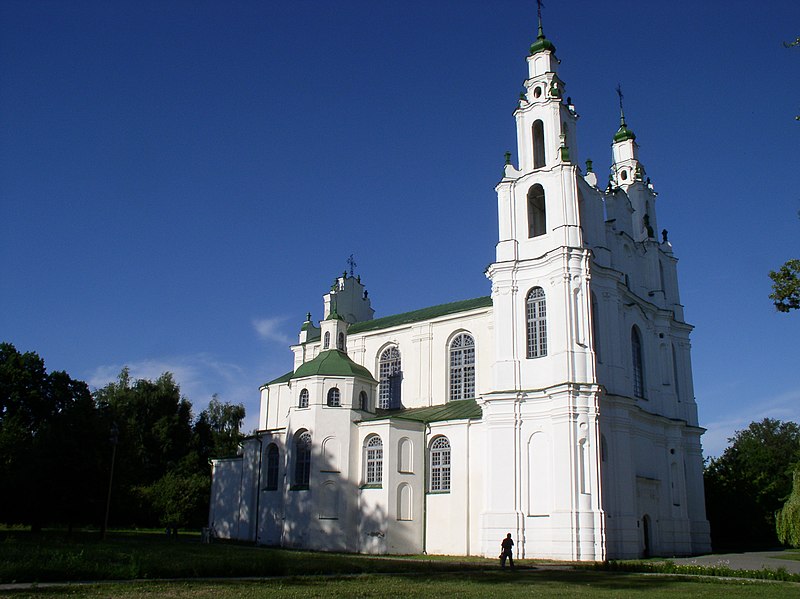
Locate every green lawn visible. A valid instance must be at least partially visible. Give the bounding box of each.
[3,572,800,599]
[1,530,799,598]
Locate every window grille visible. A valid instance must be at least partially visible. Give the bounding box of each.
[526,287,547,358]
[449,333,475,401]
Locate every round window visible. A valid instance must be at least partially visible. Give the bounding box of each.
[533,86,542,99]
[620,170,628,181]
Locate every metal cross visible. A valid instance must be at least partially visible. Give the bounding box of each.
[347,254,357,277]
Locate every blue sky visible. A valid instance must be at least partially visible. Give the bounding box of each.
[1,1,798,457]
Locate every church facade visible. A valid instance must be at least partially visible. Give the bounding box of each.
[208,21,711,561]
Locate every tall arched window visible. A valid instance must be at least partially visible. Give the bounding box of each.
[326,387,340,407]
[591,291,601,363]
[265,443,279,491]
[378,346,402,409]
[527,184,546,237]
[449,333,475,401]
[532,119,545,169]
[631,326,645,398]
[337,332,345,351]
[299,388,309,408]
[672,343,681,401]
[294,431,312,488]
[430,436,451,492]
[323,331,330,349]
[364,435,383,485]
[359,390,369,411]
[526,287,547,358]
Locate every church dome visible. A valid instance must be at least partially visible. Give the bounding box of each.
[291,350,377,382]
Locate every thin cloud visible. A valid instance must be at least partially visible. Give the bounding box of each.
[702,387,800,459]
[88,353,255,416]
[252,316,293,345]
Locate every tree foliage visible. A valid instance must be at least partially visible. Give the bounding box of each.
[0,342,246,531]
[0,343,105,530]
[769,259,800,312]
[777,463,800,547]
[704,418,800,549]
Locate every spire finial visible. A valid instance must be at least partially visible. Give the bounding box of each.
[616,83,626,128]
[347,254,357,277]
[536,0,545,39]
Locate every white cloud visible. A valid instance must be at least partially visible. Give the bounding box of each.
[702,387,800,459]
[252,316,292,345]
[87,353,257,419]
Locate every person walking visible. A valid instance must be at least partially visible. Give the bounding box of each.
[500,533,514,569]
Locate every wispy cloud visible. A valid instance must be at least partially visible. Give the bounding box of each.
[702,386,800,459]
[252,316,293,345]
[87,353,256,418]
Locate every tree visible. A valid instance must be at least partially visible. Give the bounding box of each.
[0,343,105,530]
[704,418,800,549]
[198,394,245,459]
[94,369,197,527]
[777,463,800,547]
[769,258,800,312]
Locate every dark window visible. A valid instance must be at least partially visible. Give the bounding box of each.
[632,327,645,398]
[323,331,330,349]
[359,390,369,411]
[527,184,547,237]
[378,347,402,409]
[532,120,546,169]
[327,387,341,407]
[294,432,311,487]
[265,444,279,490]
[299,388,309,408]
[337,332,345,351]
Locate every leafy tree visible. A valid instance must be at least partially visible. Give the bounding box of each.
[198,394,246,459]
[704,418,800,549]
[0,343,105,530]
[769,259,800,312]
[777,463,800,547]
[138,469,209,530]
[94,369,196,527]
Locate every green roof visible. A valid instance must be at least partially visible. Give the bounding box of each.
[365,398,482,424]
[291,350,377,382]
[264,370,293,386]
[529,21,556,55]
[613,124,636,143]
[349,296,492,334]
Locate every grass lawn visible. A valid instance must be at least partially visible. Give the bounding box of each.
[776,549,800,562]
[3,571,800,598]
[1,530,799,598]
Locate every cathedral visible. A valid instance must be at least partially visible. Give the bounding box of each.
[208,17,711,561]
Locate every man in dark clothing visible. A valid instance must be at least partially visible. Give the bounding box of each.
[500,533,514,568]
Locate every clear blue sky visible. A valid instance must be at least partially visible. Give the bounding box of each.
[2,1,798,457]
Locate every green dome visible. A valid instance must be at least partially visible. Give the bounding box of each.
[530,34,556,55]
[613,124,636,143]
[291,350,377,382]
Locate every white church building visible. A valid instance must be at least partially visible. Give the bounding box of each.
[209,19,711,561]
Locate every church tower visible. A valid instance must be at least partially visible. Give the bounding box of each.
[482,13,604,561]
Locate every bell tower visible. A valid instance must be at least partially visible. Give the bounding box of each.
[480,6,605,562]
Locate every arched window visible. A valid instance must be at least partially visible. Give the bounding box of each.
[265,443,279,490]
[591,291,601,363]
[378,346,402,409]
[337,332,345,351]
[364,435,383,485]
[323,331,330,349]
[526,287,547,358]
[326,387,340,407]
[449,333,475,401]
[672,343,681,401]
[359,390,369,411]
[294,431,312,487]
[532,119,545,169]
[299,388,309,408]
[527,184,546,237]
[631,326,645,398]
[430,437,451,492]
